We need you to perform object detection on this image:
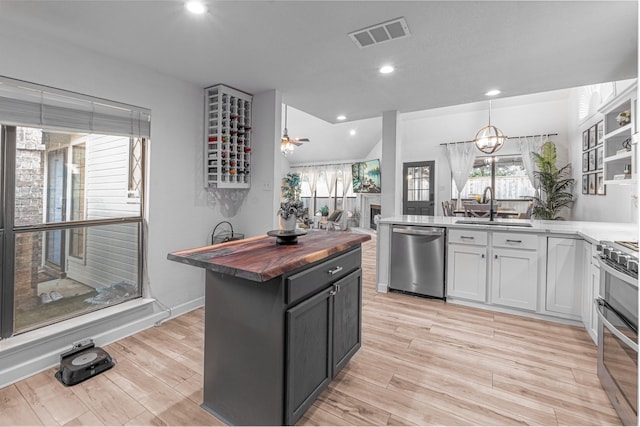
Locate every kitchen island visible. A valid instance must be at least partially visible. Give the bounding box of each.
[168,230,370,426]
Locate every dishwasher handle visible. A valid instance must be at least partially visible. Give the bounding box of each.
[392,226,445,237]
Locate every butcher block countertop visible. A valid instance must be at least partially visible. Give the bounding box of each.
[167,230,371,282]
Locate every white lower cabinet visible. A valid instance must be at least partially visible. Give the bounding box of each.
[447,229,539,309]
[447,229,487,302]
[443,228,595,328]
[491,247,538,310]
[546,237,583,319]
[581,241,600,344]
[447,244,487,301]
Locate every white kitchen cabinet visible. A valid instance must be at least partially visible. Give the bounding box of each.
[491,247,538,311]
[581,241,600,344]
[546,237,583,318]
[447,229,487,302]
[489,232,538,311]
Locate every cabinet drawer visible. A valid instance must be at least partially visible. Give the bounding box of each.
[286,247,361,305]
[493,232,538,250]
[448,229,488,246]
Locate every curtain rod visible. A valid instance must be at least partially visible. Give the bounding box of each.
[290,161,353,168]
[439,133,558,146]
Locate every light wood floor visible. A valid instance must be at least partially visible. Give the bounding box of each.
[0,237,621,426]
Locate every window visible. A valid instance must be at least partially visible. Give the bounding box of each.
[406,164,431,201]
[452,155,535,200]
[70,143,86,259]
[297,165,356,215]
[0,76,149,337]
[129,137,143,199]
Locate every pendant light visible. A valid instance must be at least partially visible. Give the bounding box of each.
[473,100,506,154]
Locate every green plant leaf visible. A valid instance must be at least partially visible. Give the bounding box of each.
[531,141,574,220]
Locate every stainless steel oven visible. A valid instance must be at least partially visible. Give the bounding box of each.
[596,241,638,426]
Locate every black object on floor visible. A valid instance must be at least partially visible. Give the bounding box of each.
[55,340,115,386]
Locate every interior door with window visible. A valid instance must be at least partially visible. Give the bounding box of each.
[403,161,435,215]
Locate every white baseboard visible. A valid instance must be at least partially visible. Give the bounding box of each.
[0,297,205,388]
[446,297,584,327]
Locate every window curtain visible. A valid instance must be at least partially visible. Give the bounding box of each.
[517,135,546,187]
[300,166,318,215]
[324,167,338,211]
[341,164,352,212]
[444,142,477,210]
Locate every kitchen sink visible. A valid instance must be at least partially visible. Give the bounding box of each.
[455,219,533,227]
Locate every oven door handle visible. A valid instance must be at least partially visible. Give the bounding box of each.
[595,298,639,352]
[597,256,638,287]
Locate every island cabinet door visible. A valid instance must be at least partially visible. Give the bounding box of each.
[285,286,333,425]
[332,269,362,376]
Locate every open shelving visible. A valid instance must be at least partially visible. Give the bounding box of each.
[599,83,637,185]
[204,84,252,188]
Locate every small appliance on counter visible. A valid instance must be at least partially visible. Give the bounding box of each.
[595,240,638,426]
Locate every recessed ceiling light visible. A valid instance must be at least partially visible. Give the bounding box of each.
[379,65,394,74]
[485,89,501,96]
[350,129,357,136]
[337,115,346,121]
[185,1,207,14]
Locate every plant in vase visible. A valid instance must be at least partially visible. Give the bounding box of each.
[320,205,329,217]
[278,173,304,231]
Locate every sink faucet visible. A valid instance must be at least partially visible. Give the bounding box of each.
[482,186,496,221]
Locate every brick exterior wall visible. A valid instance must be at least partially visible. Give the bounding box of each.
[14,128,46,310]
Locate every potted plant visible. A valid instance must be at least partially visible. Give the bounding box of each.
[531,141,575,220]
[278,173,304,231]
[320,205,329,217]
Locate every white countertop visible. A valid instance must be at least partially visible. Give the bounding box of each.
[378,215,638,245]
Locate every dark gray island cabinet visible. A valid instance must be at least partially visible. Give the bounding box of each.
[168,231,370,425]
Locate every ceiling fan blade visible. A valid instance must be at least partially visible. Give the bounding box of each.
[290,137,310,143]
[291,141,305,146]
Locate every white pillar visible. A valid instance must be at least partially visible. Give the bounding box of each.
[381,110,400,217]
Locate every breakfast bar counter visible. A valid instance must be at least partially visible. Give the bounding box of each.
[168,230,370,426]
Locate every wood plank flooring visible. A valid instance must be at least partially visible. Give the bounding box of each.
[0,236,621,426]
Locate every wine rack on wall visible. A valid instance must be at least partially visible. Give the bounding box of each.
[204,84,252,188]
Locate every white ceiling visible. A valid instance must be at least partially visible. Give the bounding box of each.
[0,0,637,164]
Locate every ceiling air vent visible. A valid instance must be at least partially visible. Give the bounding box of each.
[349,17,411,48]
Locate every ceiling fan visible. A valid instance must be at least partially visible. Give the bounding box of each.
[281,105,310,148]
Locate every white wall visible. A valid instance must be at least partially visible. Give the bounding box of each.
[568,82,638,224]
[400,96,571,217]
[0,21,261,385]
[231,90,284,237]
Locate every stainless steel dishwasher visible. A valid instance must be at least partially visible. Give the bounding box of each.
[390,225,446,298]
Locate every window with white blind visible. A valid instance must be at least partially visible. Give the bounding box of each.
[0,76,149,337]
